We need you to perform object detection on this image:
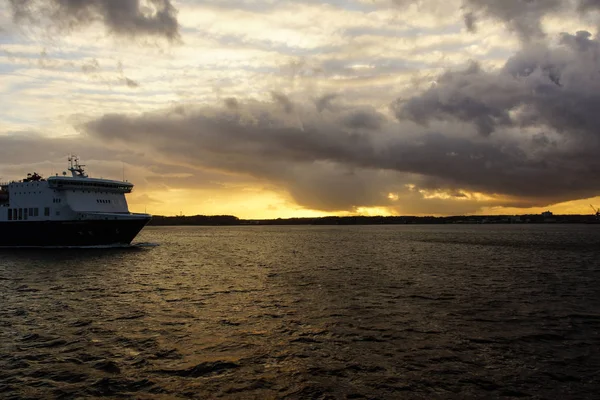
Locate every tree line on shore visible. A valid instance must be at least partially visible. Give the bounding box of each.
[147,214,600,226]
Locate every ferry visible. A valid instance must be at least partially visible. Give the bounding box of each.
[0,156,151,247]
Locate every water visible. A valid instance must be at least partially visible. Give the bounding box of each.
[1,224,600,399]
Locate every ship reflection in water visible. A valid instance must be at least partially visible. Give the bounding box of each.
[1,224,600,398]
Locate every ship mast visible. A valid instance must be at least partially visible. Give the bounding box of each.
[68,155,87,178]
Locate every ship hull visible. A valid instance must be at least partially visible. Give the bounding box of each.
[0,218,151,247]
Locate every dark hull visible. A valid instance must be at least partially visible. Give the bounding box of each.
[0,218,150,247]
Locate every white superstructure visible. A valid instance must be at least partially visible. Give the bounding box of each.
[0,156,147,224]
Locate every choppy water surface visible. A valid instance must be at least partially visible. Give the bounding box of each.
[2,224,600,399]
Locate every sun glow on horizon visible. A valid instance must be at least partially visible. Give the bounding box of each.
[128,188,600,219]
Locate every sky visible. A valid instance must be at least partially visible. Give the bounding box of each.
[2,0,600,219]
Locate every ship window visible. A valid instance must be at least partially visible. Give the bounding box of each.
[56,211,60,216]
[7,209,12,220]
[34,208,39,217]
[44,207,50,216]
[18,208,22,220]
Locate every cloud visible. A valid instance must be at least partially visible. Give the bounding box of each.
[390,29,600,202]
[0,132,254,193]
[395,60,517,136]
[338,108,385,130]
[81,58,101,74]
[128,193,163,205]
[395,30,600,138]
[462,0,562,40]
[463,11,477,32]
[461,0,600,41]
[123,77,140,88]
[315,93,339,113]
[80,43,600,212]
[8,0,180,40]
[270,91,294,114]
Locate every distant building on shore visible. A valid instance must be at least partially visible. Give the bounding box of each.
[541,210,555,222]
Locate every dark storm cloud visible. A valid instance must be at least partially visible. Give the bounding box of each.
[81,63,600,212]
[396,60,517,136]
[387,30,600,204]
[395,30,600,139]
[8,0,179,40]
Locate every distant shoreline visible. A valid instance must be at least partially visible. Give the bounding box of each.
[147,214,600,226]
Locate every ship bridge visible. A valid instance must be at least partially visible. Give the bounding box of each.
[47,176,133,193]
[47,156,133,193]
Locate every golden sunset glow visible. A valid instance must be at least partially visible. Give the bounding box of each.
[129,188,341,219]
